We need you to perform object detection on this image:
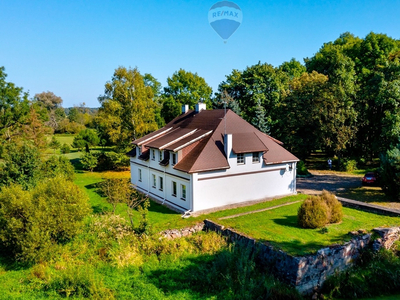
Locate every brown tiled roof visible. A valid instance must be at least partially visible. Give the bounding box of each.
[164,129,212,151]
[232,132,268,154]
[132,109,298,173]
[146,128,196,149]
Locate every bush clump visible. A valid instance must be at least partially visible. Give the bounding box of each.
[340,159,357,172]
[321,190,343,223]
[60,143,71,154]
[298,196,329,229]
[298,191,343,228]
[296,160,310,176]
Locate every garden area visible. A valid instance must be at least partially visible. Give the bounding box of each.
[1,132,400,299]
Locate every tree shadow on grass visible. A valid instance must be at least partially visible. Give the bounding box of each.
[259,232,354,256]
[272,215,299,228]
[147,200,180,215]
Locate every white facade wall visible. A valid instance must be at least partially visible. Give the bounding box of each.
[130,152,191,212]
[192,148,297,212]
[131,146,297,213]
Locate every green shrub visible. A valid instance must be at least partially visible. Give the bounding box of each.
[0,143,42,190]
[298,196,329,229]
[40,265,114,299]
[322,249,400,299]
[296,160,310,176]
[94,151,130,171]
[60,143,71,154]
[41,155,75,181]
[81,151,98,172]
[0,177,90,262]
[380,145,400,200]
[340,159,357,172]
[321,190,343,224]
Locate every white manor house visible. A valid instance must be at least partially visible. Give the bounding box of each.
[129,103,299,213]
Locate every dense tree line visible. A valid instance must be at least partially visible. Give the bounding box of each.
[1,31,399,198]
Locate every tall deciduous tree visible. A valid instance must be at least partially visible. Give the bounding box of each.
[0,67,30,142]
[278,71,356,158]
[162,69,213,122]
[217,63,289,133]
[33,91,63,110]
[353,33,400,156]
[97,67,159,148]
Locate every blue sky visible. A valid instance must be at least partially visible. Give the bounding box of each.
[1,0,400,107]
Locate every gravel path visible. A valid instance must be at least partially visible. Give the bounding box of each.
[218,200,302,220]
[297,171,362,195]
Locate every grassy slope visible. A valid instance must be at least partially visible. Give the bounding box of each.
[74,170,400,256]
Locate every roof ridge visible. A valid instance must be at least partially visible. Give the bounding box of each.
[253,131,269,152]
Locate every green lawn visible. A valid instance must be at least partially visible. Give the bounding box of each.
[217,201,400,256]
[74,170,307,232]
[54,133,76,146]
[73,170,400,256]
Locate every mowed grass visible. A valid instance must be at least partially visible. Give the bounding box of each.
[75,170,400,256]
[53,133,75,146]
[75,170,307,232]
[217,201,400,256]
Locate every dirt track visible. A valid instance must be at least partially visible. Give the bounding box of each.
[296,171,362,195]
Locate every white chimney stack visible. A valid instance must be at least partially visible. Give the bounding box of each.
[195,102,206,113]
[182,104,189,114]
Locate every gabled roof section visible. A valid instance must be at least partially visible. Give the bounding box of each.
[164,129,212,152]
[133,127,174,146]
[146,128,197,149]
[132,109,298,173]
[232,132,268,154]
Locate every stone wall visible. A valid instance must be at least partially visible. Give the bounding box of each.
[159,220,400,295]
[159,223,205,239]
[203,219,373,295]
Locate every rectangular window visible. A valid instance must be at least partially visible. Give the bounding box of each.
[152,149,155,160]
[159,176,163,191]
[172,181,177,196]
[138,147,141,155]
[252,152,259,163]
[159,150,163,162]
[138,169,142,182]
[237,153,245,165]
[181,184,186,200]
[152,174,156,188]
[171,153,177,165]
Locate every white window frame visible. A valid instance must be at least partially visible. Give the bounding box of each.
[159,176,163,191]
[159,150,163,162]
[181,184,186,201]
[152,174,156,188]
[171,153,177,165]
[252,152,259,163]
[138,169,142,182]
[151,149,155,160]
[237,153,245,165]
[172,181,177,197]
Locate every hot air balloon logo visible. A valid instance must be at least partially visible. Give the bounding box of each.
[208,1,242,42]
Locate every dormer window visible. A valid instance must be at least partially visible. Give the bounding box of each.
[252,152,259,163]
[171,153,177,165]
[237,153,245,165]
[138,147,141,155]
